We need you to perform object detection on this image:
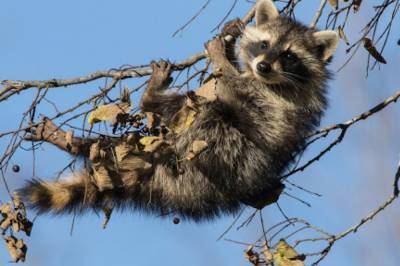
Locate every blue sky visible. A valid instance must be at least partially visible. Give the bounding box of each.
[1,1,399,265]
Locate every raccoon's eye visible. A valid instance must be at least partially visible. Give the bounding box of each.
[260,41,269,50]
[281,51,298,61]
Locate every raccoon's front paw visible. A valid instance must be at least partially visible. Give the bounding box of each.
[149,60,173,90]
[222,18,244,38]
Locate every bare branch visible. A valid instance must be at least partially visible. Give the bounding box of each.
[310,0,328,28]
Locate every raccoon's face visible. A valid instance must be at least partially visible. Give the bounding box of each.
[239,0,338,86]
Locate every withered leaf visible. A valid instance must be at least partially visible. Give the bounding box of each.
[273,240,305,266]
[244,245,260,266]
[12,220,20,233]
[353,0,362,12]
[12,192,24,211]
[65,129,74,151]
[328,0,338,10]
[0,216,12,231]
[3,236,27,262]
[0,202,12,214]
[173,109,197,135]
[15,214,33,236]
[92,163,114,191]
[363,38,387,64]
[114,143,134,162]
[186,140,208,161]
[139,136,160,146]
[1,200,33,236]
[192,140,208,154]
[88,102,131,126]
[121,86,131,104]
[338,26,349,45]
[89,141,101,161]
[139,136,167,152]
[0,203,13,231]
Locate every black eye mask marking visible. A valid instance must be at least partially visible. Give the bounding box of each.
[279,50,310,83]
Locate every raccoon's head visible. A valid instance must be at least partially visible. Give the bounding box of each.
[239,0,339,87]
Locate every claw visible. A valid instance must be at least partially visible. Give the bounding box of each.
[147,59,173,90]
[222,18,244,38]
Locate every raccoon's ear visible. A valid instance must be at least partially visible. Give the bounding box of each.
[313,30,339,61]
[256,0,279,27]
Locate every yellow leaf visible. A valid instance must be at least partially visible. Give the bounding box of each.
[88,103,131,126]
[273,240,305,266]
[192,140,208,154]
[139,136,160,146]
[139,136,166,152]
[173,109,197,134]
[185,140,208,161]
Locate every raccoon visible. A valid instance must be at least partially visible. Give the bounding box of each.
[19,0,338,221]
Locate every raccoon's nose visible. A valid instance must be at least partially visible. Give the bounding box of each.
[256,61,272,74]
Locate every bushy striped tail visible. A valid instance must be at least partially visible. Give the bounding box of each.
[18,173,101,215]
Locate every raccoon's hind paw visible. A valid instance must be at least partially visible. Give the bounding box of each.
[148,60,173,91]
[222,18,244,38]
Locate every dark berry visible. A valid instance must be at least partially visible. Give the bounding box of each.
[12,165,20,173]
[397,39,400,46]
[173,217,180,224]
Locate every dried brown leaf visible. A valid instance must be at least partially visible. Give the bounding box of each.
[363,37,387,64]
[3,236,27,262]
[0,203,13,231]
[244,245,260,266]
[353,0,362,12]
[12,192,24,211]
[338,26,349,45]
[89,141,101,161]
[65,129,74,151]
[12,220,20,233]
[328,0,338,10]
[92,164,114,191]
[114,143,134,162]
[0,202,12,214]
[121,86,131,104]
[0,216,12,231]
[15,213,33,236]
